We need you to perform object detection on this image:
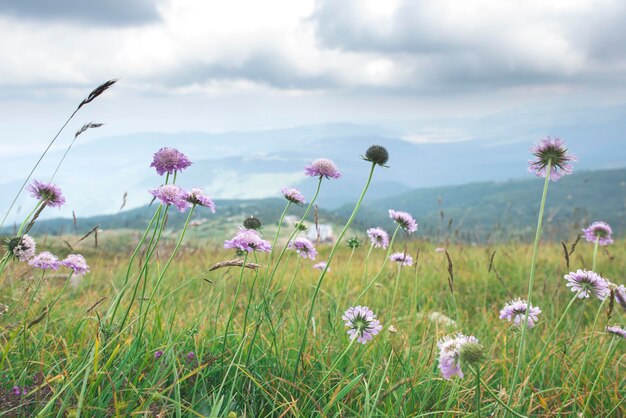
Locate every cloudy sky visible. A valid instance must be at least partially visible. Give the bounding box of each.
[1,0,626,154]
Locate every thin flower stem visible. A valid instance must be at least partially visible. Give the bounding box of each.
[340,247,356,303]
[390,264,402,316]
[268,201,291,269]
[592,236,599,271]
[361,243,375,287]
[467,366,528,418]
[475,366,482,418]
[277,257,301,313]
[311,337,356,396]
[223,252,249,354]
[581,336,616,415]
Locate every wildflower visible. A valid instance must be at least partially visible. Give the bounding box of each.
[150,147,192,176]
[528,137,577,181]
[499,299,542,329]
[149,185,189,212]
[288,237,317,260]
[224,228,272,254]
[7,234,36,261]
[564,270,610,300]
[12,386,21,396]
[389,252,413,266]
[614,285,626,310]
[389,209,418,233]
[304,158,341,179]
[342,306,383,344]
[460,341,485,366]
[362,144,389,167]
[186,352,196,361]
[582,221,614,246]
[313,262,328,271]
[27,180,65,208]
[243,216,262,231]
[346,237,361,249]
[606,325,626,339]
[28,251,60,270]
[185,188,216,213]
[281,187,306,205]
[367,227,389,249]
[0,303,8,315]
[61,254,90,276]
[438,333,480,379]
[154,350,164,359]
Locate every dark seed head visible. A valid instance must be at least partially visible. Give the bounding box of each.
[363,145,389,167]
[243,216,262,230]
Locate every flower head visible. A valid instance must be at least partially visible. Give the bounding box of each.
[362,145,389,167]
[243,216,262,231]
[7,234,36,262]
[281,187,306,205]
[606,325,626,339]
[437,333,480,379]
[499,298,542,329]
[313,262,328,271]
[564,269,610,300]
[186,352,196,361]
[346,237,361,249]
[459,342,485,366]
[582,221,614,246]
[389,209,418,233]
[342,306,382,344]
[389,252,413,267]
[367,227,389,249]
[288,237,317,260]
[185,188,216,213]
[61,254,90,276]
[614,285,626,311]
[149,185,189,212]
[528,137,577,181]
[28,251,60,270]
[150,147,192,176]
[224,228,272,254]
[154,350,164,359]
[304,158,341,179]
[27,180,65,208]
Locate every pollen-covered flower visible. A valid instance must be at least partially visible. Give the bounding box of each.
[281,187,306,205]
[304,158,341,179]
[224,228,272,254]
[389,209,418,233]
[389,252,413,266]
[342,306,382,344]
[185,188,216,213]
[606,325,626,339]
[149,185,189,212]
[61,254,90,276]
[528,137,577,181]
[313,262,328,271]
[288,237,317,260]
[367,227,389,249]
[437,333,480,380]
[362,145,389,167]
[582,221,614,246]
[8,234,36,261]
[27,180,65,208]
[499,298,542,329]
[28,251,60,270]
[564,269,610,300]
[150,147,192,176]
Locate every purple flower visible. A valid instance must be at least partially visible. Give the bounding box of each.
[389,209,417,233]
[304,158,341,179]
[12,386,21,396]
[582,221,614,246]
[342,306,382,344]
[186,352,196,361]
[437,333,479,380]
[27,180,65,208]
[224,228,272,254]
[564,269,610,300]
[615,285,626,311]
[606,326,626,339]
[389,252,413,266]
[528,137,577,181]
[288,237,317,260]
[11,234,36,262]
[150,147,192,176]
[61,254,90,276]
[281,187,306,205]
[313,262,328,271]
[367,227,389,249]
[185,188,216,213]
[499,298,541,329]
[154,350,164,359]
[28,251,59,270]
[149,185,190,212]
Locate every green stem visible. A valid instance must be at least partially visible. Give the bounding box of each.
[268,201,291,269]
[592,236,599,271]
[390,264,402,316]
[475,366,482,418]
[223,252,249,353]
[361,243,375,287]
[468,366,527,418]
[581,336,616,415]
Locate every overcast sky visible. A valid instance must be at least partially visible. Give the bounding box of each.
[1,0,626,154]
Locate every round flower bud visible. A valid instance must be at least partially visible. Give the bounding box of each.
[363,145,389,167]
[460,342,485,366]
[243,216,262,231]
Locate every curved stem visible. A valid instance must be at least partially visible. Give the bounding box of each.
[592,236,599,271]
[268,201,291,269]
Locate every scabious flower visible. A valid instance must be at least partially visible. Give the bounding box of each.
[437,333,480,380]
[342,306,382,344]
[185,188,216,213]
[389,209,418,233]
[150,147,192,176]
[304,158,341,179]
[27,180,65,208]
[606,325,626,339]
[224,228,272,254]
[528,137,577,181]
[362,145,389,167]
[8,234,36,261]
[313,262,328,271]
[367,227,389,249]
[154,350,164,359]
[564,269,610,300]
[499,298,542,329]
[582,221,614,246]
[149,185,189,212]
[61,254,90,276]
[281,187,306,205]
[288,237,317,260]
[389,252,413,266]
[28,251,59,270]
